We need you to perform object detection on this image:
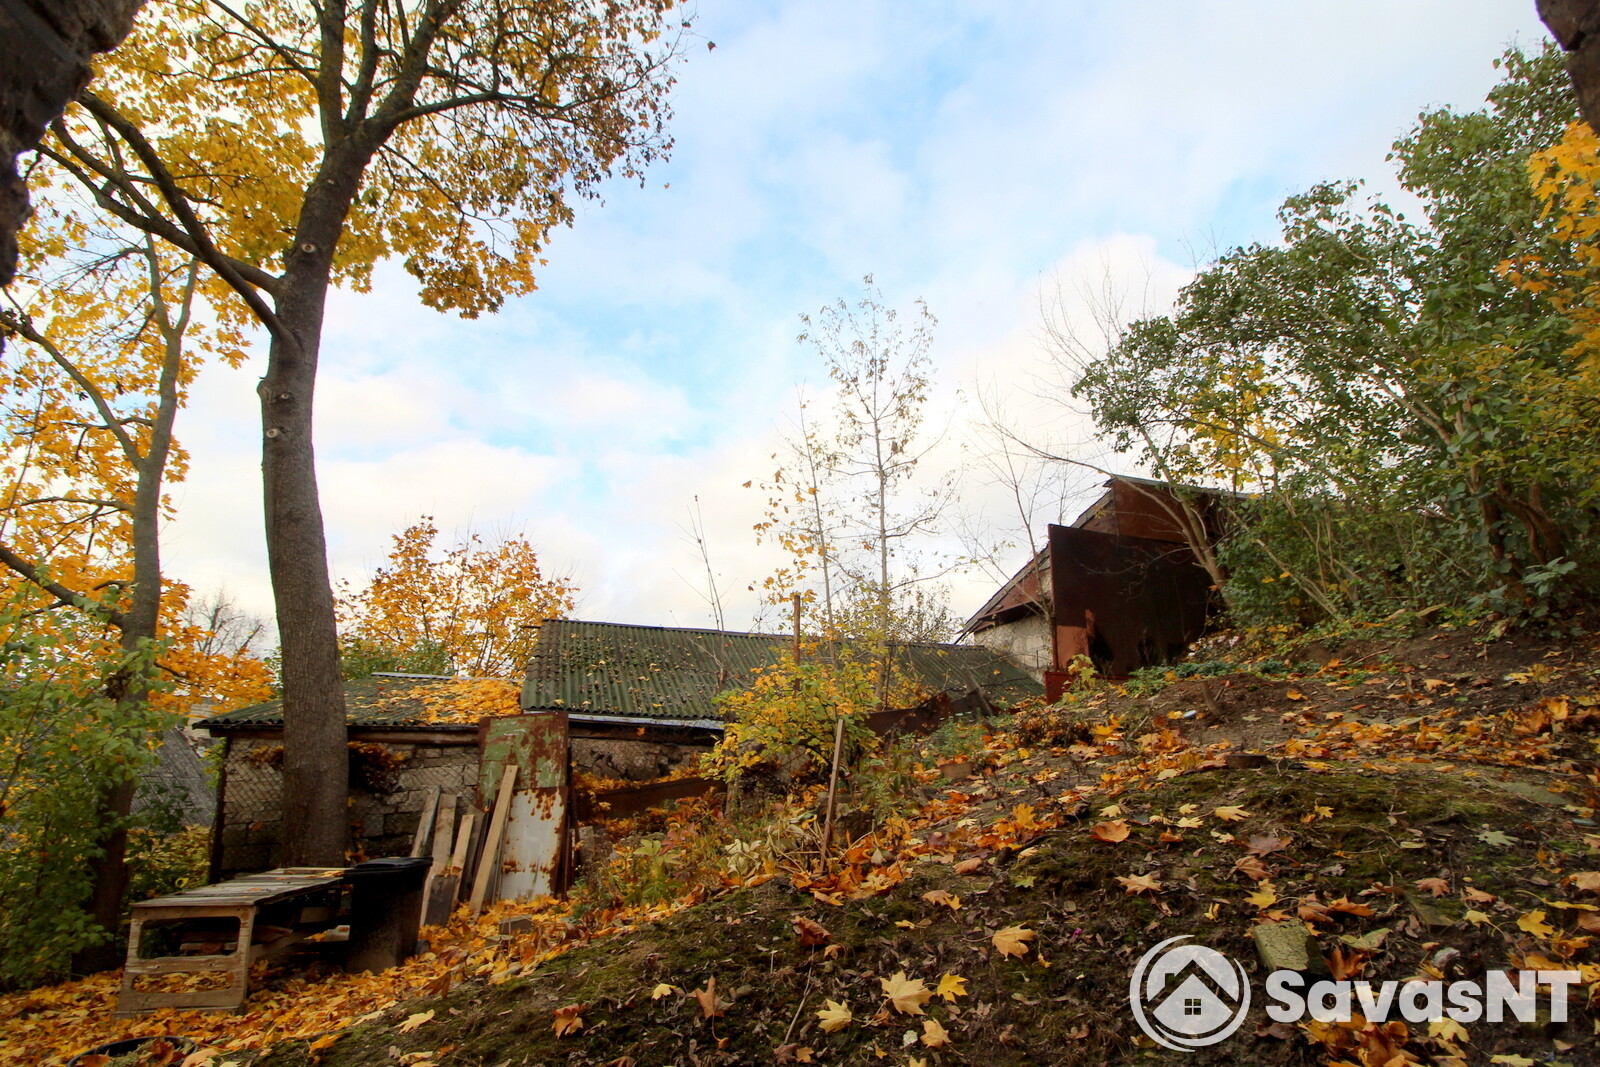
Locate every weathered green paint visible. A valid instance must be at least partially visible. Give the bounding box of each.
[477,712,568,807]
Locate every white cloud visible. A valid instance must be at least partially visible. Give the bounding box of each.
[156,0,1553,646]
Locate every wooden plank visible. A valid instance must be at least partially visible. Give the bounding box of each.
[423,816,475,926]
[449,813,476,903]
[418,794,457,923]
[410,786,441,858]
[469,765,518,918]
[459,807,487,904]
[430,795,457,869]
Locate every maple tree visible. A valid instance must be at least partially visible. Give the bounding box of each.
[0,192,271,966]
[38,0,686,863]
[338,518,575,678]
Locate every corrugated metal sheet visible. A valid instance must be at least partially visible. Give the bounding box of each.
[197,624,1042,734]
[194,675,478,731]
[521,619,1040,721]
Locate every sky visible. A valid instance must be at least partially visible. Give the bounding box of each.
[161,0,1553,641]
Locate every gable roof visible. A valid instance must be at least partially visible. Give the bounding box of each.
[521,618,1041,720]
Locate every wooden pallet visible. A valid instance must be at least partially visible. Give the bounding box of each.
[116,868,345,1015]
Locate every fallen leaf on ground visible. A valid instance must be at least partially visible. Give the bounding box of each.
[1234,855,1270,881]
[1213,806,1251,822]
[935,973,967,1002]
[881,972,933,1015]
[1245,834,1290,855]
[953,858,983,874]
[1117,873,1161,895]
[992,926,1036,958]
[921,889,960,910]
[816,1000,853,1033]
[1090,820,1130,843]
[553,1004,584,1037]
[693,978,725,1019]
[921,1018,951,1048]
[651,983,679,1000]
[794,916,831,946]
[1516,910,1556,938]
[1415,877,1450,897]
[398,1010,435,1033]
[1246,884,1279,909]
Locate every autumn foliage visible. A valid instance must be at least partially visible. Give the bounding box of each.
[337,519,575,678]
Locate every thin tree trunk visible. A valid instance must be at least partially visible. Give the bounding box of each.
[75,248,191,971]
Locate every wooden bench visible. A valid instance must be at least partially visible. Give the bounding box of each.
[116,868,346,1015]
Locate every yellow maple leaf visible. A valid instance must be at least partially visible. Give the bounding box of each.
[881,971,933,1015]
[1517,910,1556,938]
[921,1018,951,1048]
[816,999,853,1033]
[992,926,1036,958]
[1117,873,1162,895]
[1429,1017,1469,1045]
[1246,883,1279,909]
[398,1010,435,1033]
[1213,805,1251,822]
[651,983,678,999]
[935,973,967,1002]
[1465,909,1492,926]
[921,889,961,910]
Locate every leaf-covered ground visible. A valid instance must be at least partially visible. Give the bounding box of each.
[6,622,1600,1066]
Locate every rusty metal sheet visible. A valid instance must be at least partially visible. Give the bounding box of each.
[1048,523,1214,679]
[573,775,724,822]
[477,712,568,807]
[476,712,570,901]
[497,785,568,901]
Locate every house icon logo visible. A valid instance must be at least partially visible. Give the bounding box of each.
[1129,935,1251,1051]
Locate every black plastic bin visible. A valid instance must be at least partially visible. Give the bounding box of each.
[344,856,431,973]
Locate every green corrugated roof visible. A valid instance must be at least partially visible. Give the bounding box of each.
[196,675,480,731]
[196,622,1042,733]
[520,619,1041,720]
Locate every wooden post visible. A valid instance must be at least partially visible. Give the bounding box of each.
[792,592,802,658]
[820,713,846,869]
[469,765,518,918]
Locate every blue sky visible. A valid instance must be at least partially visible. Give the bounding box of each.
[164,0,1552,638]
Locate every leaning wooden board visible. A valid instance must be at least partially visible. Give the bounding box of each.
[469,764,519,917]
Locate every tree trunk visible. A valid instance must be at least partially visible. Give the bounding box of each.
[261,155,375,867]
[76,268,184,971]
[261,285,348,865]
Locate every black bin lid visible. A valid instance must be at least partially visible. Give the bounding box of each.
[345,856,432,880]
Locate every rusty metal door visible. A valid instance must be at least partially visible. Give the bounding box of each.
[477,712,569,901]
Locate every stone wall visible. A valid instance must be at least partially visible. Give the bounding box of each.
[571,735,709,782]
[216,735,478,878]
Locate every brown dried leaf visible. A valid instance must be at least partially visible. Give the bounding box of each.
[793,916,831,946]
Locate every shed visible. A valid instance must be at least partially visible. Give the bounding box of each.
[964,475,1235,688]
[197,624,1040,879]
